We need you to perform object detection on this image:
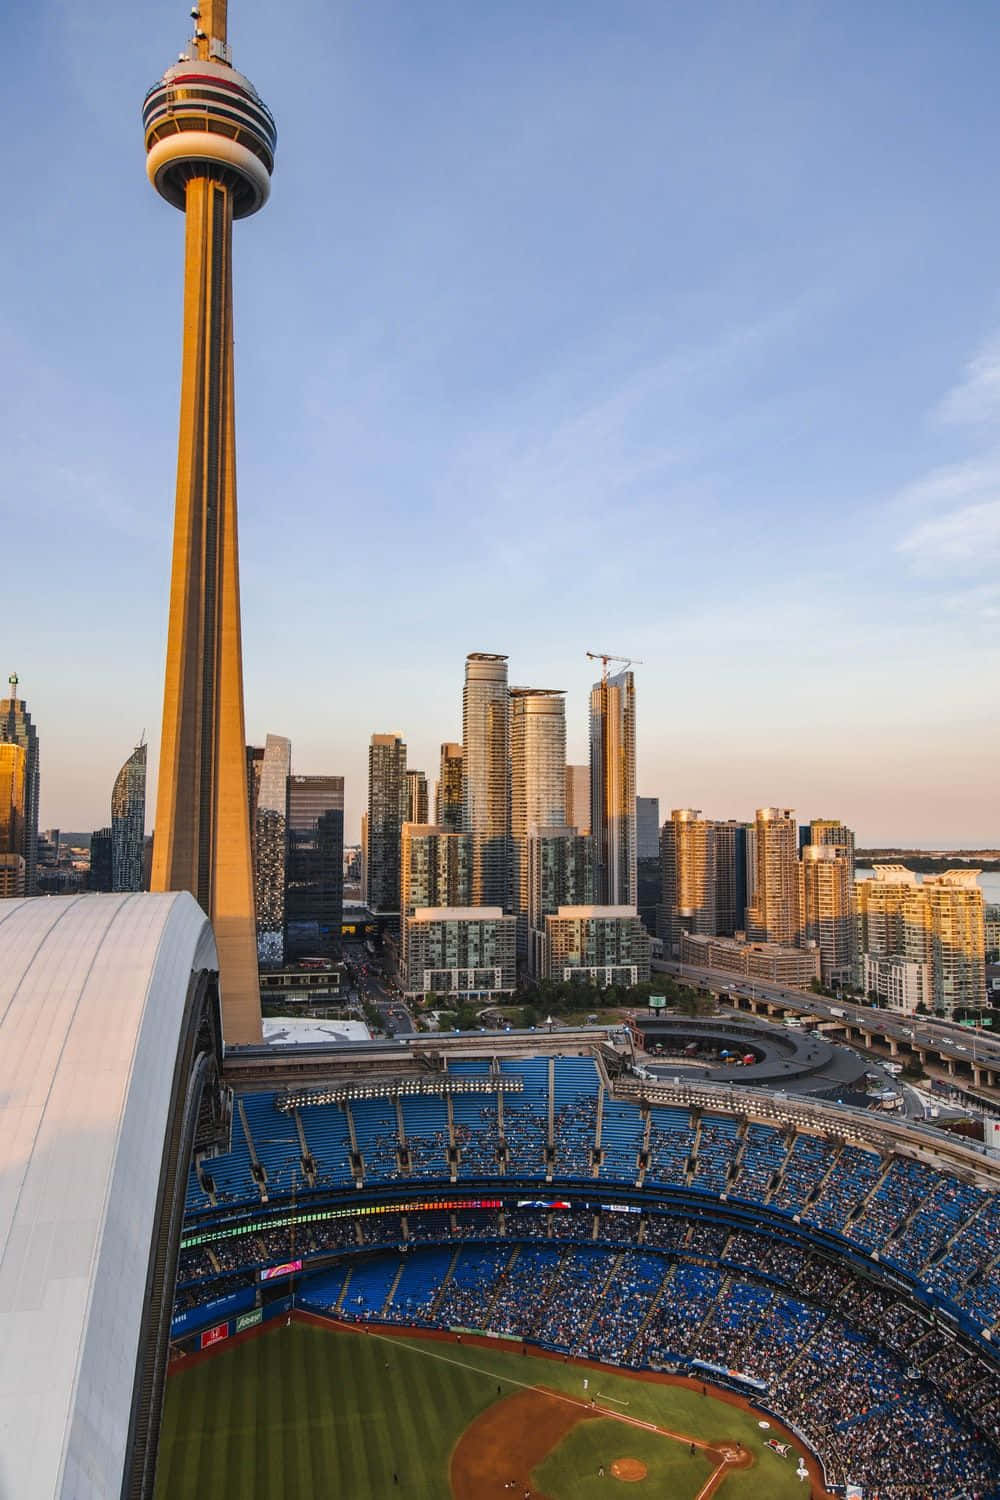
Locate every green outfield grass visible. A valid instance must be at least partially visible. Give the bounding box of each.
[155,1321,811,1499]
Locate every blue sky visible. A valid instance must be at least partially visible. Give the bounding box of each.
[4,1,999,845]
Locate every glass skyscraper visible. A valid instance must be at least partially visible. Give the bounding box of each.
[589,667,636,908]
[462,654,509,908]
[111,742,147,893]
[0,675,39,895]
[285,775,344,960]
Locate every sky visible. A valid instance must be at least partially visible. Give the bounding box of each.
[3,0,1000,847]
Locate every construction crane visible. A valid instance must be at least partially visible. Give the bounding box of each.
[586,651,643,679]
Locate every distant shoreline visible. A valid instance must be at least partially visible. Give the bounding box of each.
[857,852,1000,874]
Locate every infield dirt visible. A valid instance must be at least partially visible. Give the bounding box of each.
[450,1387,598,1499]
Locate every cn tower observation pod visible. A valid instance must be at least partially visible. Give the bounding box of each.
[0,892,231,1500]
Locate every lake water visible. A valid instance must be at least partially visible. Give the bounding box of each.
[856,867,1000,903]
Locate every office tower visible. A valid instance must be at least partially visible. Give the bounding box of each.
[405,769,429,825]
[527,827,593,974]
[462,654,510,907]
[799,844,854,988]
[255,734,290,965]
[589,667,636,907]
[246,744,264,867]
[542,906,651,986]
[713,821,748,937]
[659,809,716,954]
[0,675,39,895]
[509,687,566,960]
[745,807,799,945]
[802,818,856,881]
[285,775,344,960]
[0,742,26,897]
[402,907,516,999]
[360,813,368,904]
[437,743,464,832]
[856,866,986,1016]
[143,4,276,1044]
[110,742,147,893]
[89,828,113,894]
[367,734,407,913]
[565,764,591,837]
[636,797,660,859]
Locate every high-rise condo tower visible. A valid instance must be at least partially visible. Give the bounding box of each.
[111,740,148,893]
[143,1,276,1043]
[509,688,566,960]
[589,667,637,907]
[462,654,510,907]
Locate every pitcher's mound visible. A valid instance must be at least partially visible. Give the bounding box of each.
[611,1458,647,1481]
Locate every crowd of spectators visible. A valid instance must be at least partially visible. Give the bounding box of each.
[182,1066,1000,1346]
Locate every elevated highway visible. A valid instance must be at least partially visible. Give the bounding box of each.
[653,958,1000,1099]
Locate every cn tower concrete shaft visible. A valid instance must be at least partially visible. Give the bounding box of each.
[145,7,276,1045]
[151,177,259,1044]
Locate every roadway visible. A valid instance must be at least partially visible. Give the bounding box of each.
[652,958,1000,1084]
[343,941,415,1038]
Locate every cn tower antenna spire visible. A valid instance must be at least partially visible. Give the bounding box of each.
[191,0,228,59]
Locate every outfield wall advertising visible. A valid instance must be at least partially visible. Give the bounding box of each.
[170,1285,256,1338]
[200,1322,229,1350]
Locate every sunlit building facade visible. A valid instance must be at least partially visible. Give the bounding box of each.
[367,733,407,914]
[0,676,39,896]
[0,742,26,898]
[437,743,464,832]
[405,769,429,826]
[111,742,148,893]
[658,809,716,955]
[510,687,566,961]
[802,818,856,881]
[745,807,799,946]
[856,866,986,1015]
[462,654,510,908]
[799,843,854,988]
[255,734,291,965]
[542,905,651,986]
[589,668,636,908]
[681,932,821,987]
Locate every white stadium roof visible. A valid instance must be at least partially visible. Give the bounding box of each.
[0,892,218,1500]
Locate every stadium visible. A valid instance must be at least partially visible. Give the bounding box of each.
[3,896,1000,1500]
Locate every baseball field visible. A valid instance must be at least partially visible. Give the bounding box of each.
[155,1318,824,1499]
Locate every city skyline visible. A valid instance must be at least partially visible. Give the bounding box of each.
[5,1,1000,845]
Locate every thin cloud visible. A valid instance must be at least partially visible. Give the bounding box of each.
[898,498,1000,571]
[936,333,1000,427]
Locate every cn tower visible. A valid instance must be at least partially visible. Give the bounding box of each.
[143,1,275,1043]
